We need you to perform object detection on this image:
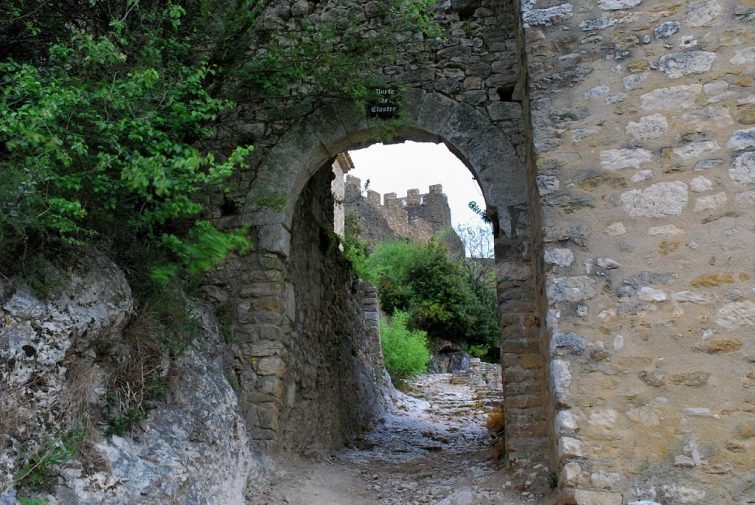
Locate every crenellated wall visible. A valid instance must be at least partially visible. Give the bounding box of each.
[338,174,465,255]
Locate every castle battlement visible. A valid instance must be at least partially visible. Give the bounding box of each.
[334,169,461,254]
[344,179,448,210]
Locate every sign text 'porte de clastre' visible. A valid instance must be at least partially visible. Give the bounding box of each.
[366,87,399,119]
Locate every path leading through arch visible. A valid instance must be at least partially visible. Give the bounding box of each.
[247,366,552,505]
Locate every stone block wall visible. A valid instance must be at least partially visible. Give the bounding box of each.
[340,175,464,255]
[279,165,389,452]
[205,166,390,453]
[520,0,754,502]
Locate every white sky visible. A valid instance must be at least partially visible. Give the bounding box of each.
[347,141,486,228]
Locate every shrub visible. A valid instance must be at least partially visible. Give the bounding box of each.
[380,310,429,382]
[15,430,83,491]
[18,498,47,505]
[0,18,252,280]
[0,0,443,283]
[342,213,373,281]
[365,239,499,349]
[467,344,490,360]
[105,408,148,437]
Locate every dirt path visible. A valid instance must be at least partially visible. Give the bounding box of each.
[248,372,551,505]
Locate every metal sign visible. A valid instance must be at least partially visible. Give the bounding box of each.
[366,87,399,119]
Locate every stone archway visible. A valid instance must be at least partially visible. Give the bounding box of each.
[254,91,526,241]
[221,90,550,467]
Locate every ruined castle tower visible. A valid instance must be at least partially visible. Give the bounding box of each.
[334,168,465,256]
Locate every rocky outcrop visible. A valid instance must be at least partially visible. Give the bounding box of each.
[0,253,258,504]
[428,341,471,374]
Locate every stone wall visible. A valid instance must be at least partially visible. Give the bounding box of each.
[7,1,753,503]
[340,175,465,255]
[331,153,354,238]
[205,0,546,477]
[521,0,755,502]
[215,0,755,497]
[206,164,390,453]
[280,165,389,452]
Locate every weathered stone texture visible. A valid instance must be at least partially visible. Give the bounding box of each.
[210,166,391,452]
[197,0,754,501]
[339,175,464,255]
[4,0,753,502]
[524,0,755,501]
[279,166,389,452]
[206,0,546,478]
[0,255,257,504]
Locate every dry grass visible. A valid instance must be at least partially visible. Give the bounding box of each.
[484,403,506,462]
[105,318,166,427]
[484,403,505,434]
[63,359,102,422]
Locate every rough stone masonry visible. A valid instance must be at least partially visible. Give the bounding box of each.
[337,173,465,255]
[523,0,754,503]
[200,0,754,503]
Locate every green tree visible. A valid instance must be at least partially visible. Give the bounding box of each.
[455,224,499,358]
[0,0,443,282]
[364,239,498,350]
[0,38,252,280]
[0,3,254,280]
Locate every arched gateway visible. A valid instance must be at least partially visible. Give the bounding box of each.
[207,0,755,502]
[209,90,550,470]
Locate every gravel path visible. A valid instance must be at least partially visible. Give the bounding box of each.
[248,372,552,505]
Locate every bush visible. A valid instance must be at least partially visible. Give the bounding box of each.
[0,14,252,280]
[380,310,429,382]
[342,213,373,281]
[18,497,47,505]
[364,239,499,349]
[15,430,83,491]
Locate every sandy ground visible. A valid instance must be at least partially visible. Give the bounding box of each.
[247,373,553,505]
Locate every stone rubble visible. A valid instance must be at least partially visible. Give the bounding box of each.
[248,365,551,505]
